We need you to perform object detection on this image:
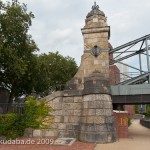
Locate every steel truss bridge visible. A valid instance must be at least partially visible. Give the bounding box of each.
[110,34,150,104]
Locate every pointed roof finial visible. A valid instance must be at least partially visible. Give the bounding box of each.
[92,1,99,10]
[86,1,105,18]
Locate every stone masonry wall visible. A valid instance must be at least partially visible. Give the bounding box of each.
[28,3,118,143]
[44,91,82,138]
[30,90,116,143]
[79,94,116,143]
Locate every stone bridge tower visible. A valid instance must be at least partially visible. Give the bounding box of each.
[44,2,116,144]
[67,2,111,90]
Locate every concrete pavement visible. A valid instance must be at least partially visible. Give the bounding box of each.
[94,119,150,150]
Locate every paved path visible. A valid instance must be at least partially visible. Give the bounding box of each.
[95,119,150,150]
[0,120,149,150]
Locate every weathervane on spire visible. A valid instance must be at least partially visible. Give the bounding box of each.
[92,1,99,10]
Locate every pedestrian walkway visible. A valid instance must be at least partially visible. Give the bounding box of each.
[0,120,149,150]
[94,119,150,150]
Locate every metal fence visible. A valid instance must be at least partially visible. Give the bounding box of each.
[0,103,24,114]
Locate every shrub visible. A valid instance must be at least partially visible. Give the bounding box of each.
[128,117,132,126]
[0,96,53,139]
[0,113,24,139]
[23,96,54,129]
[145,105,150,117]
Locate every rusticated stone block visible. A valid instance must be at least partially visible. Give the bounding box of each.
[105,109,113,116]
[44,130,58,137]
[86,124,95,132]
[59,131,68,137]
[95,101,104,108]
[83,132,96,143]
[62,103,81,110]
[53,110,63,116]
[94,116,105,124]
[53,97,62,103]
[63,110,74,115]
[24,128,33,138]
[80,124,86,131]
[58,123,67,130]
[67,124,79,131]
[105,116,114,124]
[79,127,116,143]
[62,103,73,110]
[63,97,74,103]
[83,95,94,101]
[96,109,105,115]
[87,116,94,124]
[74,97,82,103]
[88,109,95,116]
[66,130,78,138]
[95,124,108,132]
[74,110,82,116]
[33,130,42,137]
[80,117,87,123]
[68,116,79,123]
[73,103,82,109]
[107,132,116,143]
[95,133,107,143]
[47,101,53,107]
[50,123,58,129]
[107,124,115,132]
[54,116,64,123]
[95,94,109,101]
[103,102,113,109]
[95,94,104,101]
[83,102,89,108]
[53,103,62,109]
[88,101,95,108]
[82,109,88,116]
[64,116,69,122]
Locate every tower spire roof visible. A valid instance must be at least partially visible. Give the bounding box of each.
[92,1,99,10]
[86,2,105,18]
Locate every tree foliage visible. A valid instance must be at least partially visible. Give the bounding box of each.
[34,52,78,96]
[0,0,78,102]
[0,96,54,139]
[145,104,150,117]
[0,0,38,102]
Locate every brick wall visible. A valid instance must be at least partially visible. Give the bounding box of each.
[109,44,120,85]
[109,65,120,85]
[124,105,135,118]
[114,111,129,138]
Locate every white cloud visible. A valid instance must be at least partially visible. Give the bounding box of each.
[2,0,150,66]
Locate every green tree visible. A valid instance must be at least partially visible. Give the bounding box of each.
[0,0,78,102]
[145,104,150,117]
[0,96,54,139]
[34,52,78,96]
[0,0,38,102]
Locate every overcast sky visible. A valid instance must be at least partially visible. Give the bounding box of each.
[3,0,150,66]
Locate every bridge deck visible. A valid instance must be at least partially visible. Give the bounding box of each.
[111,84,150,104]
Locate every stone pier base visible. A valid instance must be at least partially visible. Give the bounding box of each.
[79,94,116,143]
[42,91,116,143]
[35,71,117,143]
